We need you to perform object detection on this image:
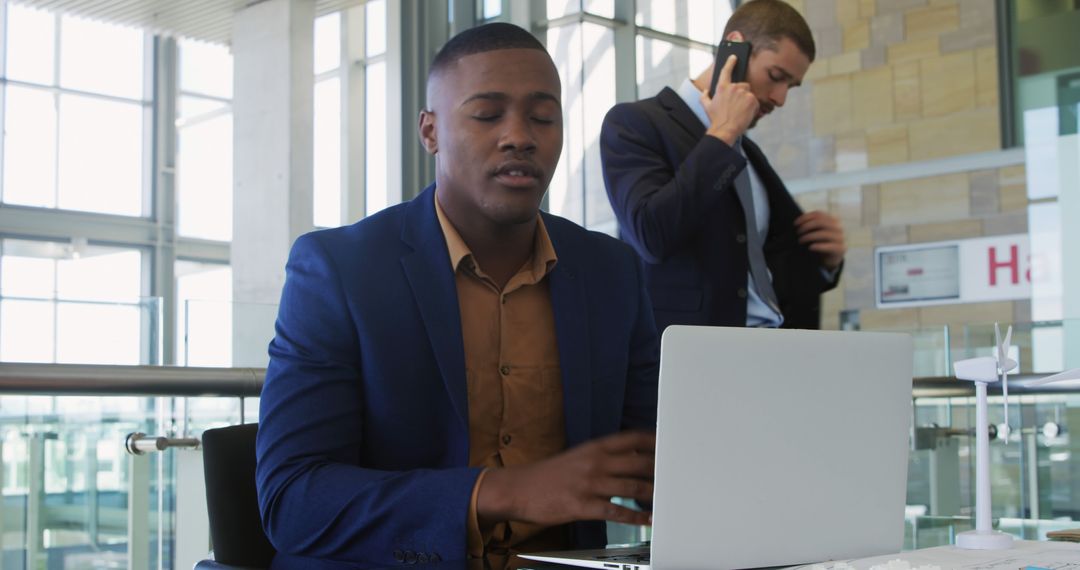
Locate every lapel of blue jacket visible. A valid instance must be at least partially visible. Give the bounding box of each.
[541,213,592,449]
[399,185,470,432]
[657,86,706,141]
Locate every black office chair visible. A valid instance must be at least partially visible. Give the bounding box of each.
[196,423,276,570]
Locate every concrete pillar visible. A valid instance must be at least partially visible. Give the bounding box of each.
[1062,129,1080,369]
[231,0,315,367]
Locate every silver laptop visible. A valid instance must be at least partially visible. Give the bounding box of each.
[522,326,913,570]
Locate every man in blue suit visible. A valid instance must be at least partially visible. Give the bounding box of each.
[600,0,845,333]
[256,23,658,569]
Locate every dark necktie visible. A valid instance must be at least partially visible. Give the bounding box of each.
[733,158,781,315]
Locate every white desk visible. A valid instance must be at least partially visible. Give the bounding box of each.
[789,539,1080,569]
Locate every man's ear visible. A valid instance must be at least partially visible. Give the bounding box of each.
[725,30,745,42]
[418,109,437,155]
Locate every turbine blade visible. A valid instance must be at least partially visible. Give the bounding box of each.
[1026,368,1080,386]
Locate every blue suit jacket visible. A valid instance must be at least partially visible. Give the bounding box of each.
[600,87,838,333]
[256,185,659,568]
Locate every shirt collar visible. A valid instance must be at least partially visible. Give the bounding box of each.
[676,78,711,130]
[433,191,558,281]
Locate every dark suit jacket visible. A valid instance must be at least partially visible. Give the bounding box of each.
[600,87,839,333]
[255,185,659,568]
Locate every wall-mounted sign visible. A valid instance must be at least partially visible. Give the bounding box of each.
[876,234,1031,308]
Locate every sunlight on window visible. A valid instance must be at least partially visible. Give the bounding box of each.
[314,12,342,75]
[547,24,584,224]
[56,250,142,302]
[57,95,144,216]
[179,40,234,99]
[547,0,581,19]
[5,3,56,85]
[175,261,232,367]
[314,77,343,227]
[0,300,55,363]
[483,0,503,19]
[0,241,145,365]
[178,113,233,241]
[177,40,234,241]
[546,22,616,234]
[365,61,388,216]
[0,256,55,299]
[366,0,387,56]
[56,303,141,365]
[2,86,58,208]
[59,14,144,100]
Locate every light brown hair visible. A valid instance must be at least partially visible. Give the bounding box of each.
[723,0,816,62]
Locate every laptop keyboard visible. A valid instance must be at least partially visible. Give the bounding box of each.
[595,553,651,564]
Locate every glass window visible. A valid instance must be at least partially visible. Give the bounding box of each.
[366,0,387,56]
[0,239,145,365]
[636,36,713,104]
[58,14,144,100]
[584,0,615,19]
[547,0,582,19]
[179,40,233,99]
[314,12,342,75]
[5,3,55,85]
[636,0,732,45]
[365,61,388,216]
[314,77,343,227]
[177,40,234,241]
[1009,1,1080,146]
[175,260,232,367]
[1,5,148,217]
[2,86,58,208]
[547,22,617,234]
[482,0,503,19]
[57,94,144,216]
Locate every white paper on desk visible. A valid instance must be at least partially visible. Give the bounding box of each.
[785,540,1080,570]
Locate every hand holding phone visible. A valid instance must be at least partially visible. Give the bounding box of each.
[708,40,751,97]
[701,42,759,145]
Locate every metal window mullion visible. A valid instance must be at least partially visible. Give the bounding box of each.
[176,90,231,105]
[342,4,366,223]
[53,10,62,210]
[634,25,715,52]
[153,36,178,366]
[0,0,7,207]
[0,78,151,106]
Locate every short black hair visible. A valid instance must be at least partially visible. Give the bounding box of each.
[429,22,548,79]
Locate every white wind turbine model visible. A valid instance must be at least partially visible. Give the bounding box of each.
[952,323,1017,550]
[952,323,1080,550]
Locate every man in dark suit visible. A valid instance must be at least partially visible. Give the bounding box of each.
[600,0,845,333]
[255,23,658,569]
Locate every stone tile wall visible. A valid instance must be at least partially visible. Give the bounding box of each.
[747,0,1034,333]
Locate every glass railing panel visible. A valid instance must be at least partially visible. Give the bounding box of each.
[181,299,277,368]
[0,296,162,366]
[0,388,247,570]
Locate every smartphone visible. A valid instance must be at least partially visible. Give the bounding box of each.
[708,40,752,97]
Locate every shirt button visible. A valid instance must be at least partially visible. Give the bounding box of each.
[502,434,512,445]
[735,233,746,244]
[500,365,510,376]
[737,288,748,299]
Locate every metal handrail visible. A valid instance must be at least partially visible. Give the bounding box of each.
[0,362,1077,400]
[0,363,264,397]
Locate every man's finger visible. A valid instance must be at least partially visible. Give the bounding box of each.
[591,477,655,504]
[797,229,843,244]
[603,453,656,479]
[598,430,656,454]
[718,54,737,87]
[585,500,653,526]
